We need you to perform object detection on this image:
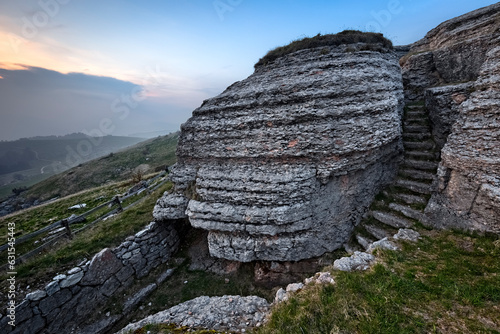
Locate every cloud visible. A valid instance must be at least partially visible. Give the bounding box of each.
[0,65,190,141]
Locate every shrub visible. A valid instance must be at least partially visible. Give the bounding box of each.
[255,30,393,68]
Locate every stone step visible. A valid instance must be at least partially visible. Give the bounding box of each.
[399,168,436,181]
[405,114,427,120]
[404,151,437,160]
[406,110,426,117]
[389,203,425,222]
[396,179,433,194]
[403,125,431,133]
[364,224,391,240]
[403,133,431,140]
[355,234,374,250]
[403,141,435,150]
[403,159,439,171]
[406,105,425,110]
[404,119,428,126]
[371,211,413,229]
[392,193,428,205]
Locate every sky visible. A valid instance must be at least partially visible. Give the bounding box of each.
[0,0,497,141]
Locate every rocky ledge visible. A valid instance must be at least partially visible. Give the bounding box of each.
[401,2,500,101]
[116,295,269,333]
[154,33,404,262]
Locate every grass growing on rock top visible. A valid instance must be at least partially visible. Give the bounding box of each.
[256,229,500,334]
[255,30,393,68]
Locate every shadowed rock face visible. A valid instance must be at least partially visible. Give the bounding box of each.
[426,45,500,233]
[401,2,500,101]
[154,42,404,262]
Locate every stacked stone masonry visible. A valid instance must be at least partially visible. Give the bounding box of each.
[1,221,179,334]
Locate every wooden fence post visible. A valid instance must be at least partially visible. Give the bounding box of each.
[62,219,73,240]
[115,196,123,212]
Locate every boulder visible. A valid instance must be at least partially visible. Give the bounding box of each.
[80,248,123,286]
[425,82,474,150]
[333,251,375,272]
[116,295,270,333]
[154,35,404,262]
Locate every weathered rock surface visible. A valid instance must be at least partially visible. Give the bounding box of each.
[393,228,421,242]
[155,41,404,262]
[425,45,500,233]
[333,251,375,272]
[425,82,475,150]
[116,295,270,333]
[401,2,500,101]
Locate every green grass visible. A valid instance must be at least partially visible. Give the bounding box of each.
[0,181,130,240]
[0,173,50,200]
[257,230,500,334]
[255,30,393,68]
[0,182,173,307]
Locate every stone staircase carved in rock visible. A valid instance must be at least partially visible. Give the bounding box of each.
[350,102,438,250]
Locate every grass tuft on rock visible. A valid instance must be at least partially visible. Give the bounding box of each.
[255,30,393,68]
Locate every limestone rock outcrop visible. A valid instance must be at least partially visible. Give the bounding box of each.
[401,2,500,102]
[424,82,474,151]
[397,2,500,233]
[425,45,500,233]
[116,295,269,333]
[154,39,404,262]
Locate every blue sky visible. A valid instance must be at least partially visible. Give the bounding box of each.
[0,0,497,140]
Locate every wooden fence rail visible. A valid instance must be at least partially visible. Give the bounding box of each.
[0,173,168,264]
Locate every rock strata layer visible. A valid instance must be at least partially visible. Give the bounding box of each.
[155,42,404,262]
[425,46,500,233]
[116,295,270,333]
[401,2,500,101]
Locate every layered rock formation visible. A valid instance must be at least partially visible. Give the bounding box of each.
[398,2,500,233]
[401,2,500,102]
[154,39,404,262]
[425,45,500,233]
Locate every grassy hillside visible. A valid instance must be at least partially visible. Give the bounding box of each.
[24,132,178,201]
[0,134,145,199]
[0,181,174,310]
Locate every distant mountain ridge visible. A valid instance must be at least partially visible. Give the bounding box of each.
[0,134,145,175]
[0,134,147,199]
[10,132,102,141]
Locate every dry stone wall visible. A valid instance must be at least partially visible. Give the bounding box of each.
[154,42,404,262]
[1,221,179,334]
